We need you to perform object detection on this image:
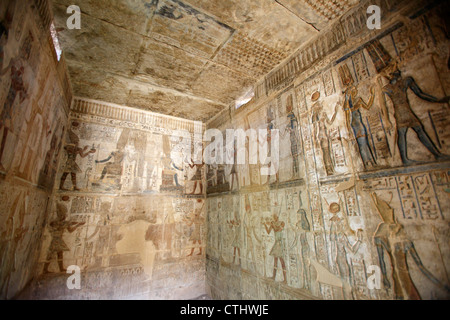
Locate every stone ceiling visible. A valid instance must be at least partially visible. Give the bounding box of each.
[52,0,360,122]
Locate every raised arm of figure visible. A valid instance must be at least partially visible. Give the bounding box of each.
[408,242,450,293]
[407,77,448,103]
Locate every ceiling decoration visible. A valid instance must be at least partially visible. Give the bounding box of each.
[52,0,360,121]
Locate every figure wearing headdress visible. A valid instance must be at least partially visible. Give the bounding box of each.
[327,199,363,299]
[289,192,312,289]
[379,62,450,165]
[184,199,205,256]
[43,201,85,273]
[0,27,31,171]
[281,94,301,178]
[339,65,377,169]
[243,194,260,271]
[262,104,279,183]
[365,40,450,165]
[59,126,96,191]
[227,208,241,264]
[310,91,340,175]
[263,204,287,283]
[371,192,450,299]
[188,157,204,195]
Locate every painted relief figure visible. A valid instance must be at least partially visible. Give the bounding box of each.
[371,192,450,300]
[0,35,30,171]
[161,135,184,190]
[86,202,112,267]
[43,202,85,273]
[262,105,279,183]
[263,211,287,283]
[342,85,377,169]
[207,163,222,187]
[281,94,301,179]
[230,140,239,191]
[96,151,125,181]
[228,140,239,191]
[94,127,129,185]
[206,164,215,188]
[59,128,96,191]
[227,210,241,265]
[380,63,450,165]
[243,195,260,271]
[310,91,339,175]
[217,165,226,188]
[184,199,204,256]
[188,159,204,195]
[216,164,226,187]
[328,201,363,299]
[289,192,311,289]
[128,131,147,186]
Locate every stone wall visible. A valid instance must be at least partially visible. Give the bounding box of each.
[21,98,207,300]
[2,0,450,301]
[205,1,450,300]
[0,0,72,299]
